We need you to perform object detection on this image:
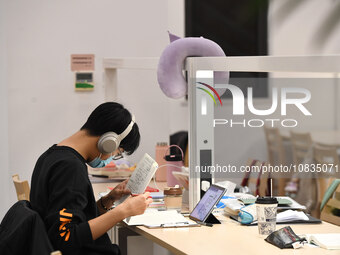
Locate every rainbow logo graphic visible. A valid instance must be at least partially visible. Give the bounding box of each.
[196,82,223,106]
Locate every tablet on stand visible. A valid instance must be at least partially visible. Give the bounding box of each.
[189,184,226,225]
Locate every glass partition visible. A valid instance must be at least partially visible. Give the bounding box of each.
[188,66,340,210]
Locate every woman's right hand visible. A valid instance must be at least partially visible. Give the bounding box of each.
[118,192,153,217]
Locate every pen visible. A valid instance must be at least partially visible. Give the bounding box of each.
[131,194,153,199]
[161,222,190,228]
[198,222,213,227]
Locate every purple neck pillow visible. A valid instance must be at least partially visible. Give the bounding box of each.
[157,32,229,99]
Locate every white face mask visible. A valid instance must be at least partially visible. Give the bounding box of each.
[88,154,113,168]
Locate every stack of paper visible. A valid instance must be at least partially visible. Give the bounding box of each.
[277,210,309,222]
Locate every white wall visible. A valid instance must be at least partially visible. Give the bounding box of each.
[114,69,188,164]
[0,0,10,219]
[1,0,185,218]
[115,0,187,164]
[269,0,340,55]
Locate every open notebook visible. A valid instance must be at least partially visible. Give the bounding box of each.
[115,153,158,205]
[124,210,199,228]
[304,233,340,250]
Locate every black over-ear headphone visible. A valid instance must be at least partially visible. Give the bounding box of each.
[97,115,135,154]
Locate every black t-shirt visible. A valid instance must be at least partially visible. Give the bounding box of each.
[30,145,117,255]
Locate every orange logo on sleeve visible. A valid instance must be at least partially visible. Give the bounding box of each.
[59,208,73,241]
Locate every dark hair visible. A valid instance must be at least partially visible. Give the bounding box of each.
[81,102,140,155]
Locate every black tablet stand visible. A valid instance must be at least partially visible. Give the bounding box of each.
[204,213,221,224]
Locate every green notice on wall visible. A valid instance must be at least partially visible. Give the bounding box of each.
[75,83,94,89]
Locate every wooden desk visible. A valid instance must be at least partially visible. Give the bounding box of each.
[128,217,340,255]
[91,179,340,254]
